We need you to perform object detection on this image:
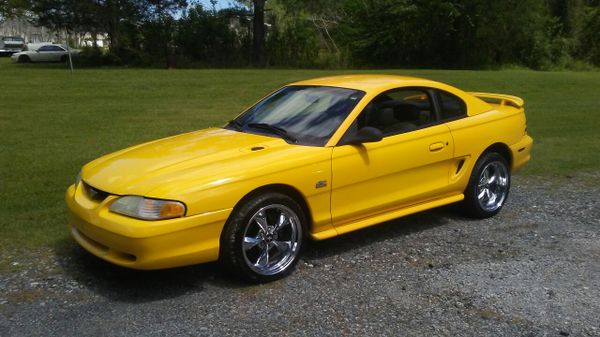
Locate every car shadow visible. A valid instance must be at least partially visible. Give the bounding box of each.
[54,240,247,304]
[11,61,73,69]
[54,204,473,303]
[303,204,468,261]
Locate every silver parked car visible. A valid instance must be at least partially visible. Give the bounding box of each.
[11,44,80,63]
[0,36,26,55]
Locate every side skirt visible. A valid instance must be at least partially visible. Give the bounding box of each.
[309,193,464,240]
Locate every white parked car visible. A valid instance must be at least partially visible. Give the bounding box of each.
[11,44,80,63]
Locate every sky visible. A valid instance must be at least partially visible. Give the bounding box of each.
[194,0,237,10]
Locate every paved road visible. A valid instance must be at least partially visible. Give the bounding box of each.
[1,176,599,336]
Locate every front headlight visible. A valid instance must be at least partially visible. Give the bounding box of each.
[109,196,186,220]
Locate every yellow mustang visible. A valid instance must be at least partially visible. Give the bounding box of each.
[66,75,533,282]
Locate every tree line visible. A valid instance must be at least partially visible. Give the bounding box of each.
[1,0,598,69]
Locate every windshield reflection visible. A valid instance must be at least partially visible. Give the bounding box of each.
[231,85,365,146]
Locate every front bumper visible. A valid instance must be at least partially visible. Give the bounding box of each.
[65,183,232,270]
[0,49,22,54]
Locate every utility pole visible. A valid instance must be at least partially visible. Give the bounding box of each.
[252,0,266,67]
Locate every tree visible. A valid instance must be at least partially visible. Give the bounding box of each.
[27,0,186,64]
[139,0,187,67]
[0,0,29,22]
[575,0,600,65]
[29,0,100,36]
[175,4,242,66]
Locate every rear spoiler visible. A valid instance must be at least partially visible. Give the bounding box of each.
[468,92,524,109]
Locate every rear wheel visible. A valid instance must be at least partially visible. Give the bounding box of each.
[463,152,510,218]
[60,55,68,63]
[18,55,30,63]
[220,192,306,283]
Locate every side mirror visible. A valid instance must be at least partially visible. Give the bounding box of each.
[344,126,383,145]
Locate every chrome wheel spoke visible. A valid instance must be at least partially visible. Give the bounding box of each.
[482,169,490,183]
[254,212,268,232]
[488,192,496,204]
[478,176,486,187]
[255,246,269,268]
[274,212,289,231]
[243,236,261,251]
[272,240,292,253]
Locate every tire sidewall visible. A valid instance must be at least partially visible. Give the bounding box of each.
[221,192,307,283]
[464,152,511,218]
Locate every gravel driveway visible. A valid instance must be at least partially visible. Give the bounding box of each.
[1,175,599,336]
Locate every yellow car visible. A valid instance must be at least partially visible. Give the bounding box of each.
[66,75,533,282]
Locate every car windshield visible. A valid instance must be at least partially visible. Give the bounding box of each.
[228,85,365,146]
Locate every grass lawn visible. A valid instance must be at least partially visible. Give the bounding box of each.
[1,58,599,253]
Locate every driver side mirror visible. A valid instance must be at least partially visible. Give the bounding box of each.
[342,126,383,145]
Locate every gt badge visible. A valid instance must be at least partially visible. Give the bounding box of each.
[315,180,327,189]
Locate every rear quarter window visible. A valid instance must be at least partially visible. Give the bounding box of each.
[438,91,467,121]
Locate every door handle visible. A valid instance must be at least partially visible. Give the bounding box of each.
[429,142,445,152]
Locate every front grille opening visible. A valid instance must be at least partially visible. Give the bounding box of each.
[113,251,137,262]
[78,229,109,253]
[82,182,110,202]
[77,229,137,263]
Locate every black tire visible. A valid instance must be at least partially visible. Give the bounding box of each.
[18,55,30,63]
[220,192,307,283]
[462,152,511,218]
[60,55,68,63]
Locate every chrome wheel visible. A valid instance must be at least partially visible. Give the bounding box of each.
[476,161,509,212]
[242,204,302,276]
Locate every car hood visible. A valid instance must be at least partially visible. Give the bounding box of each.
[82,128,290,196]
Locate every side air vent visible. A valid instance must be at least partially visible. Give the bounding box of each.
[456,159,465,174]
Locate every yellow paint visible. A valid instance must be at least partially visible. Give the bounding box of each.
[66,74,532,270]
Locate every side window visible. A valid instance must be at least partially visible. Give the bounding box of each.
[38,46,51,51]
[437,91,467,121]
[357,88,436,137]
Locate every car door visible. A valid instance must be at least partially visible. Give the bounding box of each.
[48,45,66,61]
[36,45,63,61]
[34,45,51,61]
[330,88,455,227]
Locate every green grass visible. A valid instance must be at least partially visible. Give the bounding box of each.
[1,58,599,250]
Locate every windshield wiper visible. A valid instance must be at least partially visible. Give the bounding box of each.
[247,123,297,143]
[227,119,244,130]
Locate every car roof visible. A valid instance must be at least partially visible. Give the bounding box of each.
[290,74,446,92]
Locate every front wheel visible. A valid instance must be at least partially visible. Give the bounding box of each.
[463,152,510,218]
[18,55,30,63]
[220,193,307,283]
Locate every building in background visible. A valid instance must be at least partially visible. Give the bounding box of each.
[0,17,107,47]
